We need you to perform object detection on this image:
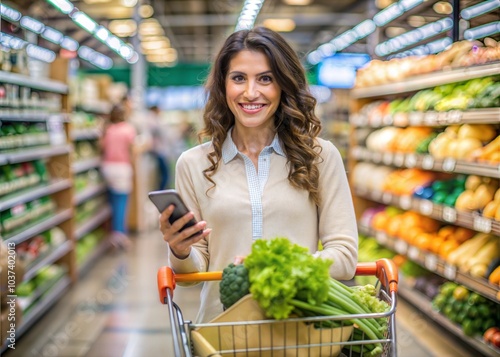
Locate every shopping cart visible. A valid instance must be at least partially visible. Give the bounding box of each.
[157,258,398,357]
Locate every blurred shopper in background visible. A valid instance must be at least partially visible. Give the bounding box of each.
[158,26,358,323]
[101,103,137,249]
[148,105,172,190]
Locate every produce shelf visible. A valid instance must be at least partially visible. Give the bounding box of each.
[71,128,101,141]
[23,240,73,282]
[351,62,500,99]
[0,144,72,165]
[351,146,500,179]
[75,101,111,115]
[4,209,73,245]
[0,112,69,122]
[74,184,107,206]
[352,108,500,128]
[359,224,500,303]
[75,205,111,241]
[398,278,500,357]
[354,187,500,235]
[72,157,101,174]
[78,238,110,277]
[0,70,68,94]
[0,179,72,211]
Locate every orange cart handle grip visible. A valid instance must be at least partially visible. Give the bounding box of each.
[355,258,398,293]
[157,258,398,303]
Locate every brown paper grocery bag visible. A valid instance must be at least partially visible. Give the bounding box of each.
[192,295,353,357]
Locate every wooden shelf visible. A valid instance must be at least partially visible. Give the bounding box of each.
[351,62,500,98]
[74,184,107,206]
[4,209,73,245]
[0,179,72,211]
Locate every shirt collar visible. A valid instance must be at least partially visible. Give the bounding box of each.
[222,127,285,164]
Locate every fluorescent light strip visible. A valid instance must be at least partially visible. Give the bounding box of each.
[60,36,79,51]
[235,0,265,31]
[0,4,22,22]
[72,11,98,33]
[42,27,64,44]
[26,43,56,63]
[78,45,113,69]
[46,0,74,14]
[20,16,45,34]
[461,0,500,20]
[464,21,500,40]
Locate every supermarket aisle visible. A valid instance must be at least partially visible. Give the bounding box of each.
[5,229,476,357]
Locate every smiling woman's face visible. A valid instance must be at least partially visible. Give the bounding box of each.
[225,50,282,131]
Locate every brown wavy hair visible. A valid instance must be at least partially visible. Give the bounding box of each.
[199,26,323,204]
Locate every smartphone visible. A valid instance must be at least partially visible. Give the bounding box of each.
[148,189,201,236]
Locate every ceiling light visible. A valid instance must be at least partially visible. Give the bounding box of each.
[283,0,312,5]
[41,27,64,44]
[141,40,170,50]
[433,1,453,14]
[20,16,45,34]
[353,19,376,39]
[386,26,406,37]
[72,11,98,33]
[95,26,110,41]
[400,0,424,11]
[461,0,500,20]
[109,19,137,37]
[46,0,74,15]
[122,0,138,7]
[464,21,500,40]
[60,36,79,51]
[407,15,426,27]
[0,4,22,21]
[139,4,154,18]
[373,3,404,26]
[105,35,121,51]
[262,18,296,32]
[26,44,56,63]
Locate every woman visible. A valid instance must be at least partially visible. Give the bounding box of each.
[101,103,136,249]
[159,26,358,323]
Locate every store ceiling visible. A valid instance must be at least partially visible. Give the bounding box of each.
[6,0,500,68]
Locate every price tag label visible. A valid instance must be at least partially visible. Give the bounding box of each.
[394,153,405,167]
[447,110,462,123]
[442,158,456,172]
[408,246,420,260]
[425,254,438,271]
[372,152,383,163]
[383,152,393,165]
[419,200,434,215]
[405,154,417,168]
[382,192,393,204]
[400,195,412,210]
[473,216,492,233]
[376,231,388,245]
[444,264,457,280]
[395,240,408,255]
[442,207,457,223]
[422,155,434,170]
[409,112,423,126]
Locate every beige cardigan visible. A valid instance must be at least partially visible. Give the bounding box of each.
[168,137,358,323]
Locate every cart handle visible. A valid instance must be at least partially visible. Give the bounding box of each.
[157,258,398,304]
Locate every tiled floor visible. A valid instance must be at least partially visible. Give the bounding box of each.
[4,229,476,357]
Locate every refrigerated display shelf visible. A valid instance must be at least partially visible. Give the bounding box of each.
[354,187,500,235]
[398,277,500,357]
[0,112,68,122]
[75,206,111,241]
[352,108,500,128]
[78,238,110,278]
[74,184,107,206]
[23,241,73,282]
[0,179,72,211]
[0,71,68,94]
[351,62,500,99]
[0,144,72,165]
[359,224,499,302]
[4,209,73,245]
[352,146,500,179]
[72,157,101,174]
[0,275,71,354]
[71,128,101,141]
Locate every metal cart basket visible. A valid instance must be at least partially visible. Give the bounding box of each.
[157,258,398,357]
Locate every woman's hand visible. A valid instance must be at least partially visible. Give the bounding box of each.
[159,205,210,259]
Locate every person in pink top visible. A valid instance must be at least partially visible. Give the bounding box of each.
[101,103,137,248]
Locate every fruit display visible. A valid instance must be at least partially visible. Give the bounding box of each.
[0,196,56,236]
[72,140,100,162]
[355,39,500,88]
[432,282,499,337]
[74,168,103,193]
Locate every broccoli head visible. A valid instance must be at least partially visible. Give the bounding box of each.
[219,263,250,309]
